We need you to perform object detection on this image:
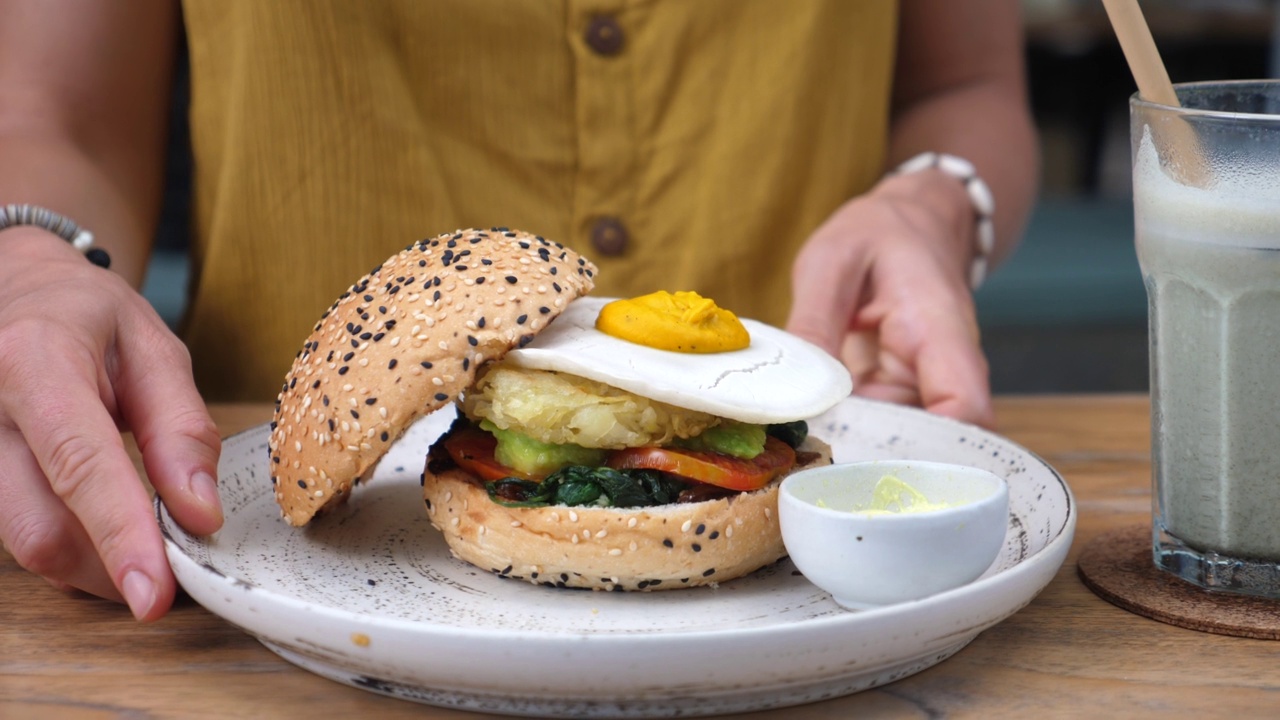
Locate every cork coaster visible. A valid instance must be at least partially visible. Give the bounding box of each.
[1078,524,1280,640]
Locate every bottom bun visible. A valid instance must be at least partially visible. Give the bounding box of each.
[422,436,832,591]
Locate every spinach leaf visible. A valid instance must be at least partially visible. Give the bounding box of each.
[485,466,687,509]
[766,420,808,449]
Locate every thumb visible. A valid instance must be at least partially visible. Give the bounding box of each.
[785,230,869,357]
[114,313,223,537]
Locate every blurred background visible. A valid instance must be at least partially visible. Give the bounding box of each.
[141,0,1280,396]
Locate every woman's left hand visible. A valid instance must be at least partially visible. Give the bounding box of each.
[785,169,994,428]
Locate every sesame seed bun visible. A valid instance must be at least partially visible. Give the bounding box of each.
[421,437,832,591]
[269,229,597,526]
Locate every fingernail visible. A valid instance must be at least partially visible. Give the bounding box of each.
[123,570,156,620]
[189,471,223,519]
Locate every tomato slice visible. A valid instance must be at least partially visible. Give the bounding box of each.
[606,436,796,492]
[439,426,543,482]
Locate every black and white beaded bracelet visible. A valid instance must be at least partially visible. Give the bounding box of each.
[890,152,995,290]
[0,204,111,268]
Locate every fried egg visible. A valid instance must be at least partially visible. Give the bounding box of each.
[501,296,853,424]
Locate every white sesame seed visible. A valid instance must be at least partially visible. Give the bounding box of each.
[346,444,359,451]
[358,358,368,367]
[765,508,773,520]
[596,529,608,538]
[608,548,623,556]
[629,541,638,551]
[511,520,522,527]
[571,534,579,544]
[294,440,302,452]
[390,337,401,347]
[432,377,444,386]
[314,490,323,498]
[582,529,590,539]
[444,491,452,502]
[681,520,693,533]
[379,407,388,419]
[450,517,459,526]
[478,525,486,535]
[725,525,734,538]
[627,517,638,528]
[349,398,358,407]
[568,510,579,522]
[550,512,560,522]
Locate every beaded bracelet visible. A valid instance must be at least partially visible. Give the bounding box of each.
[889,152,995,290]
[0,204,111,268]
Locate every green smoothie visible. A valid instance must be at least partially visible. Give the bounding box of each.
[1135,131,1280,560]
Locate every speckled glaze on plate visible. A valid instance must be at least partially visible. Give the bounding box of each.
[158,396,1074,718]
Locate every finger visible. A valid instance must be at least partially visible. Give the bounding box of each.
[6,345,176,621]
[785,228,869,357]
[913,311,994,428]
[113,315,222,536]
[0,427,122,601]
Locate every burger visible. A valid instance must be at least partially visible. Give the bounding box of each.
[269,228,851,591]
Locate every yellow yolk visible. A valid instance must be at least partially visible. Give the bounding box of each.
[595,291,750,353]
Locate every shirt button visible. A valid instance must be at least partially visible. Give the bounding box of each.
[590,217,629,257]
[584,16,625,56]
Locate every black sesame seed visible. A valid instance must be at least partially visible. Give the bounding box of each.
[702,568,716,577]
[378,306,387,314]
[695,524,706,535]
[343,352,355,362]
[467,336,478,347]
[350,410,359,419]
[505,276,518,284]
[692,544,702,552]
[539,306,550,314]
[516,314,528,325]
[360,332,372,340]
[328,419,335,431]
[373,332,385,342]
[462,358,470,371]
[296,480,306,489]
[323,395,330,406]
[663,538,674,548]
[434,392,448,401]
[338,366,349,375]
[367,579,377,586]
[477,317,486,328]
[476,276,485,284]
[454,265,468,271]
[421,361,433,369]
[363,294,373,302]
[709,531,720,540]
[433,290,442,302]
[381,431,389,442]
[311,379,320,389]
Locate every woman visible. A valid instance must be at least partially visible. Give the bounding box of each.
[0,0,1036,620]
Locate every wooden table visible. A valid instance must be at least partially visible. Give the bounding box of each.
[4,395,1279,718]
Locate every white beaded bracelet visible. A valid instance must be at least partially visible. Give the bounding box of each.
[0,203,110,268]
[889,152,995,290]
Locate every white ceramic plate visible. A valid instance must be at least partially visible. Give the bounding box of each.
[159,397,1074,717]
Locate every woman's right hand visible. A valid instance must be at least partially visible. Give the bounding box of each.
[0,228,223,620]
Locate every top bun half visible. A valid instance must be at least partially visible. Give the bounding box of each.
[269,228,597,526]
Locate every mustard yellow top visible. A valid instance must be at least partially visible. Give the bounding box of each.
[180,0,896,401]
